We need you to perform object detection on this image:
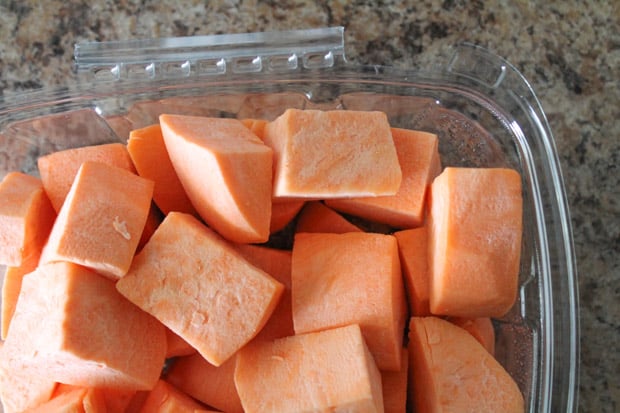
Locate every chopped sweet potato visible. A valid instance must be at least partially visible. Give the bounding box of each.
[270,200,305,234]
[138,379,205,413]
[166,354,243,413]
[292,232,407,371]
[0,347,57,413]
[447,316,496,356]
[127,124,199,217]
[394,227,431,316]
[159,114,273,243]
[428,167,523,318]
[165,328,196,359]
[327,127,441,228]
[235,324,384,413]
[0,172,55,267]
[295,201,362,234]
[40,161,154,280]
[37,143,136,212]
[407,316,524,412]
[233,243,294,342]
[1,262,167,391]
[116,212,284,366]
[382,348,409,413]
[1,257,39,340]
[263,108,402,199]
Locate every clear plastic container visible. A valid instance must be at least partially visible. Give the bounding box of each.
[0,27,579,412]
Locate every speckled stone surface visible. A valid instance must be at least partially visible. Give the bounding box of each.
[0,0,618,411]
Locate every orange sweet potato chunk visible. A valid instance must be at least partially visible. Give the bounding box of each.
[127,124,199,217]
[292,232,407,371]
[447,316,496,356]
[270,200,305,233]
[382,348,409,413]
[116,212,284,366]
[1,260,37,340]
[0,348,57,413]
[263,109,402,199]
[428,167,523,318]
[40,161,154,280]
[139,379,205,413]
[23,388,88,413]
[37,143,136,212]
[407,316,524,412]
[159,114,273,243]
[241,118,268,140]
[394,226,431,316]
[233,244,294,342]
[29,386,107,413]
[165,327,197,359]
[166,353,244,413]
[235,324,384,413]
[327,127,441,228]
[0,262,166,391]
[295,201,362,234]
[0,172,56,267]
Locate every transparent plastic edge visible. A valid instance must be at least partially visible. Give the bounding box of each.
[449,44,580,412]
[73,26,346,81]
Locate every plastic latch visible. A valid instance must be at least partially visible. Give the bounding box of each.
[447,44,508,89]
[73,27,346,81]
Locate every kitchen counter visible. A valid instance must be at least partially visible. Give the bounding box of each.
[0,1,618,411]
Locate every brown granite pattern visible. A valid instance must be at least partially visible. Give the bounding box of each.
[0,0,618,411]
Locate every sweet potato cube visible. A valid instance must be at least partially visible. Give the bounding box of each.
[0,348,57,413]
[0,262,166,391]
[292,232,407,371]
[407,316,524,412]
[165,328,196,359]
[235,324,384,413]
[166,353,243,413]
[0,172,55,267]
[116,212,284,366]
[428,167,523,318]
[447,316,496,356]
[270,200,305,234]
[139,380,205,413]
[394,227,431,316]
[2,260,38,340]
[37,143,136,212]
[159,114,273,243]
[382,348,409,413]
[40,161,154,280]
[127,124,199,217]
[263,109,402,199]
[233,244,294,342]
[241,118,268,139]
[295,201,362,234]
[327,128,441,228]
[30,386,107,413]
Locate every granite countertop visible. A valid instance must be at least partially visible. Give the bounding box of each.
[0,1,618,411]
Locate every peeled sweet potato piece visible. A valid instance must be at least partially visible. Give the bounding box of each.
[263,108,402,199]
[0,172,55,267]
[127,124,199,217]
[37,143,136,213]
[116,212,284,366]
[292,232,407,371]
[327,127,441,228]
[407,316,524,412]
[235,324,384,413]
[1,262,166,391]
[428,167,523,318]
[40,161,154,280]
[159,114,273,243]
